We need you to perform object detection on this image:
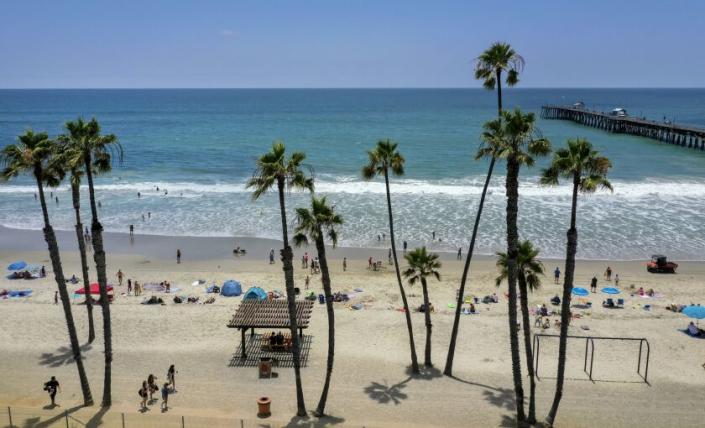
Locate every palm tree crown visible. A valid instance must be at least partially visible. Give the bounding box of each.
[63,117,122,170]
[474,42,524,90]
[362,139,405,179]
[477,109,551,165]
[293,196,343,247]
[248,141,314,198]
[495,240,544,290]
[1,130,55,180]
[403,247,442,284]
[540,138,613,192]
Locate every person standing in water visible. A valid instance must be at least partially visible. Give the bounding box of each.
[129,224,134,236]
[457,247,462,260]
[343,257,347,272]
[176,249,181,264]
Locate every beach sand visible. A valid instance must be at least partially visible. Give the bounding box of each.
[1,227,704,427]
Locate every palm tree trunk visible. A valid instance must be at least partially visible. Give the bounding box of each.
[445,70,502,376]
[35,170,94,406]
[71,180,95,344]
[84,153,112,407]
[505,158,526,424]
[545,177,580,426]
[276,178,307,417]
[518,274,537,424]
[384,170,419,374]
[421,278,432,367]
[314,231,335,416]
[444,156,495,376]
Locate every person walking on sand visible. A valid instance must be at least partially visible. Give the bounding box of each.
[269,248,275,264]
[176,249,181,264]
[343,257,347,272]
[54,291,58,305]
[554,267,560,284]
[44,376,60,406]
[161,382,170,411]
[147,374,158,401]
[305,275,310,290]
[615,274,620,287]
[167,365,177,392]
[604,266,612,281]
[117,269,124,286]
[403,240,407,253]
[127,278,132,295]
[457,247,462,260]
[591,276,598,293]
[139,381,148,410]
[41,265,46,278]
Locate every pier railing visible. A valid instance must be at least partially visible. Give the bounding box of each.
[541,105,705,150]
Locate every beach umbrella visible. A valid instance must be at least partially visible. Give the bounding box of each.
[682,305,705,320]
[75,283,114,295]
[601,287,620,295]
[7,261,27,271]
[571,287,589,297]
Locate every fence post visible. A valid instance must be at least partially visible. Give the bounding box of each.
[121,412,125,428]
[7,406,12,428]
[64,410,69,428]
[240,418,244,428]
[181,415,185,428]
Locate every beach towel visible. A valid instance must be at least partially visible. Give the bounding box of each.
[354,287,364,292]
[8,290,32,297]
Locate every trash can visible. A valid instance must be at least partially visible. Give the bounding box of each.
[318,293,325,304]
[259,358,272,378]
[257,396,271,417]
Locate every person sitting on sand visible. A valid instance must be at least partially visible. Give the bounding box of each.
[687,322,704,337]
[469,303,476,314]
[540,304,548,316]
[637,287,645,296]
[491,293,498,303]
[543,318,551,330]
[550,295,561,306]
[647,288,655,297]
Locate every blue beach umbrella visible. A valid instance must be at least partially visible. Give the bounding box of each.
[571,287,589,296]
[682,305,705,320]
[7,261,27,271]
[601,287,620,295]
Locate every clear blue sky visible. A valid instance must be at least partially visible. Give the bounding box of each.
[1,0,703,88]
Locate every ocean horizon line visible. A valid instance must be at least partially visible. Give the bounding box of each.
[3,86,705,91]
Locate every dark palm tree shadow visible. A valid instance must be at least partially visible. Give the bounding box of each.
[364,377,411,405]
[21,404,83,428]
[85,405,110,427]
[283,413,346,427]
[482,388,516,412]
[38,344,92,367]
[405,365,442,381]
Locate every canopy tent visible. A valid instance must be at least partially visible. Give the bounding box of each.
[75,283,114,295]
[243,286,267,301]
[7,261,27,271]
[221,280,242,297]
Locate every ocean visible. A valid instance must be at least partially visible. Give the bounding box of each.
[1,88,705,260]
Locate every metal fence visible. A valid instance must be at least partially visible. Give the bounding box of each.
[1,405,366,428]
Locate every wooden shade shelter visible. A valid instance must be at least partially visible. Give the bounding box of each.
[227,300,314,358]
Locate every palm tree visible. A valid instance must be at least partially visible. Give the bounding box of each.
[293,196,343,417]
[63,117,122,407]
[1,131,94,406]
[540,138,612,426]
[362,139,419,374]
[496,240,544,424]
[478,108,550,424]
[247,141,313,417]
[402,247,441,368]
[55,139,99,344]
[445,42,525,376]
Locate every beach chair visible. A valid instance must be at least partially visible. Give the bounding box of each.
[603,298,615,308]
[617,298,624,308]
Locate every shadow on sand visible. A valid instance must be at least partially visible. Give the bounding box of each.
[38,344,92,368]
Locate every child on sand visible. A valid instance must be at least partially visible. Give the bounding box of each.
[161,382,170,411]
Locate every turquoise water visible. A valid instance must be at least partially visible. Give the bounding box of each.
[1,89,705,259]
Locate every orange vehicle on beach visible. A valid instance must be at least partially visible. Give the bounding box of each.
[647,255,678,273]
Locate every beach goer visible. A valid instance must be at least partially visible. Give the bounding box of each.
[432,230,436,240]
[269,331,276,346]
[615,274,620,287]
[34,193,37,199]
[117,269,123,286]
[269,248,275,264]
[304,252,309,268]
[55,196,59,204]
[301,255,306,268]
[167,365,177,392]
[44,376,60,406]
[127,279,132,295]
[403,240,407,253]
[98,201,102,209]
[343,257,347,272]
[142,214,145,221]
[147,374,158,401]
[637,287,644,296]
[604,266,612,281]
[139,381,148,409]
[165,281,171,293]
[368,256,373,269]
[138,192,141,198]
[41,265,46,277]
[590,276,598,293]
[382,233,385,241]
[377,234,381,242]
[554,267,560,284]
[550,295,561,306]
[129,224,134,236]
[148,212,151,219]
[457,247,462,260]
[305,275,310,290]
[54,291,58,305]
[161,382,170,411]
[176,249,181,264]
[388,248,392,265]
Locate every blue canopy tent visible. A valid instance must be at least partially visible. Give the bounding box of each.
[243,286,267,301]
[7,261,27,271]
[601,287,620,295]
[221,280,242,297]
[571,287,589,297]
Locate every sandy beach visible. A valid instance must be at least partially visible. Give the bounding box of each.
[1,226,704,427]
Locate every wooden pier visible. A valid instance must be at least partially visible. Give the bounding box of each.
[541,105,705,150]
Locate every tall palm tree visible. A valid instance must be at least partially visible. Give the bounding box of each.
[478,109,550,424]
[248,141,313,417]
[496,240,544,424]
[293,196,343,417]
[540,138,612,426]
[1,131,94,406]
[402,247,441,368]
[55,139,101,344]
[63,117,122,407]
[445,42,525,376]
[362,139,419,374]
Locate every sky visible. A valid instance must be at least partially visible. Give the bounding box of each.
[1,0,704,88]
